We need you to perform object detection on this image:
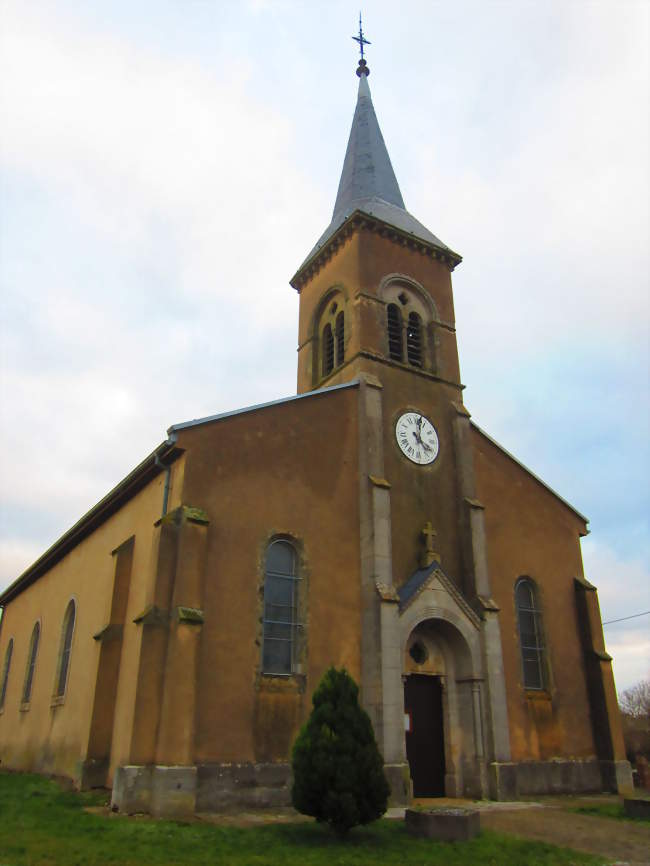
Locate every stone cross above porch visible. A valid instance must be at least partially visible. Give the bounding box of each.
[420,521,441,567]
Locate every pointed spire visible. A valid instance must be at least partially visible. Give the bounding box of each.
[291,51,461,286]
[332,69,405,221]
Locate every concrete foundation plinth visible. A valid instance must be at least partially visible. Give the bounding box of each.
[111,765,197,817]
[150,766,197,817]
[488,761,517,800]
[196,762,291,811]
[384,762,412,806]
[111,765,153,814]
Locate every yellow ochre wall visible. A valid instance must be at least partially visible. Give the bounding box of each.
[471,426,597,762]
[173,384,362,766]
[297,229,461,396]
[0,458,185,785]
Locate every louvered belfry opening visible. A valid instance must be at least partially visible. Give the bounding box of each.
[387,303,403,361]
[335,311,345,366]
[322,323,334,376]
[406,312,423,367]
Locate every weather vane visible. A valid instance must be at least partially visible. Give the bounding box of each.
[352,12,371,60]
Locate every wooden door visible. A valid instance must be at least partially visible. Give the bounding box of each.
[404,674,445,796]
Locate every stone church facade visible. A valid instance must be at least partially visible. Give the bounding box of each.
[0,59,631,816]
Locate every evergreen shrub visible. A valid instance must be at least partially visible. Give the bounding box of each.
[291,667,390,834]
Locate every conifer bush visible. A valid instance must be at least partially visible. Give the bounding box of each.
[291,667,390,834]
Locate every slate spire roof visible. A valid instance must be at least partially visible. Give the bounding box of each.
[332,63,406,217]
[294,60,458,278]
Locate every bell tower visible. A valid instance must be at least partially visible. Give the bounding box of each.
[291,58,463,399]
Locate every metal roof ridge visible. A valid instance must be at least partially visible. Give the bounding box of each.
[168,379,361,434]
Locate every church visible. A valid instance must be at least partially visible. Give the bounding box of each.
[0,53,632,817]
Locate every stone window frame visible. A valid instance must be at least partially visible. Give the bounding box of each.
[514,577,548,691]
[379,274,438,373]
[0,637,14,712]
[52,597,77,706]
[21,620,41,710]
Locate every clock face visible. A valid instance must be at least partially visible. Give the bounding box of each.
[395,412,439,465]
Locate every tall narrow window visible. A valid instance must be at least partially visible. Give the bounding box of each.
[322,324,334,376]
[0,639,13,710]
[55,601,76,698]
[516,579,546,690]
[22,622,40,704]
[387,304,403,361]
[262,540,300,675]
[406,312,422,367]
[335,311,345,366]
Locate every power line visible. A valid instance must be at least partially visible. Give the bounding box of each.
[603,610,650,626]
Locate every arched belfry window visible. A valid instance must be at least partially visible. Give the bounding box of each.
[0,639,13,710]
[22,622,40,704]
[318,296,346,381]
[335,311,345,366]
[384,284,433,370]
[515,579,546,690]
[406,312,422,367]
[322,323,334,377]
[262,540,301,675]
[387,304,403,361]
[55,600,76,698]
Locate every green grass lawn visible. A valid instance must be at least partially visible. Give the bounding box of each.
[0,772,605,866]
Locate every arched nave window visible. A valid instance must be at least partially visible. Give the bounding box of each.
[22,622,40,704]
[0,639,13,710]
[55,600,76,698]
[515,578,546,690]
[262,540,301,675]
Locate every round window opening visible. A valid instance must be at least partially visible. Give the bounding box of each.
[409,641,428,665]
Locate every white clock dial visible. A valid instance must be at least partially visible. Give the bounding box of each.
[395,412,439,465]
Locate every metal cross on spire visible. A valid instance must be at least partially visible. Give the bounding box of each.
[352,12,371,60]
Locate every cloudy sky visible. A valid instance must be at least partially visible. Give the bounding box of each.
[1,0,648,692]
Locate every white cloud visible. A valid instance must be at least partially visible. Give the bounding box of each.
[0,539,45,589]
[582,538,650,693]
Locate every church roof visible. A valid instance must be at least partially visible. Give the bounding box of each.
[293,64,460,282]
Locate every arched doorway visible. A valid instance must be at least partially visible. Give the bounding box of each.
[403,616,485,798]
